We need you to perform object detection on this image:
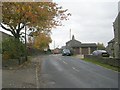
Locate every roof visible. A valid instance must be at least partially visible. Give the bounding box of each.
[113,12,120,26]
[66,39,81,47]
[66,35,81,47]
[66,35,97,48]
[81,43,97,47]
[108,38,115,44]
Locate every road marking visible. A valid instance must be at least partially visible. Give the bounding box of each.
[72,67,79,72]
[63,61,68,64]
[36,63,40,88]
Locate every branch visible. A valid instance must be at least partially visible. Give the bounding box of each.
[9,25,15,31]
[19,24,25,30]
[0,23,12,32]
[18,23,20,30]
[0,23,17,38]
[17,23,25,35]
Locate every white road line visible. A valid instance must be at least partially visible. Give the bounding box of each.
[72,67,75,69]
[36,64,39,88]
[63,61,68,64]
[72,67,79,72]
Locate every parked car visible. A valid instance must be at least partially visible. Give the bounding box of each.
[62,49,71,56]
[92,50,109,57]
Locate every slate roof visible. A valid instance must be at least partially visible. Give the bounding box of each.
[66,39,81,47]
[108,38,115,44]
[66,35,97,48]
[81,43,97,47]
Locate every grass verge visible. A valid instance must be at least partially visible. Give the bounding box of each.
[82,58,119,72]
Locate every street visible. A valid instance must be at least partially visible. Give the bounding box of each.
[0,54,2,89]
[1,1,120,89]
[2,54,118,88]
[39,54,118,88]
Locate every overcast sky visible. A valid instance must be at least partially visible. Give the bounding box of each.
[0,0,119,49]
[50,0,119,49]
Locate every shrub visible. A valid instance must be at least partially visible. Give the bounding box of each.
[2,38,25,60]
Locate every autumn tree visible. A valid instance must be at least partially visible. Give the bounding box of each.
[32,32,52,50]
[97,43,105,50]
[1,2,71,39]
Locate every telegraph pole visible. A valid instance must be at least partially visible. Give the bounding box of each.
[70,29,71,40]
[54,40,55,49]
[25,25,27,61]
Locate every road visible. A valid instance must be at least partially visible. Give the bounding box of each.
[39,54,118,88]
[0,54,2,89]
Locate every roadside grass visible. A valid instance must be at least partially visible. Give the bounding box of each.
[82,58,119,72]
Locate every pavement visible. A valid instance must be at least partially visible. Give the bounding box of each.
[2,55,42,88]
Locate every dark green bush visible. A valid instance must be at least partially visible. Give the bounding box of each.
[2,38,25,60]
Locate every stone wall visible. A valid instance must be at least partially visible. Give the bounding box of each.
[2,57,26,68]
[84,55,120,67]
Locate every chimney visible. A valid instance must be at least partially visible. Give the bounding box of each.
[72,35,75,40]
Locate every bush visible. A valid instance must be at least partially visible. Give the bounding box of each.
[2,38,25,60]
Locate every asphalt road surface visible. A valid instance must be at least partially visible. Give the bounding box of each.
[0,54,2,89]
[39,54,118,88]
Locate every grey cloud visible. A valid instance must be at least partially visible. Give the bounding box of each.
[50,1,119,49]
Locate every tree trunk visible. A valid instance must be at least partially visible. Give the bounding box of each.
[11,31,20,40]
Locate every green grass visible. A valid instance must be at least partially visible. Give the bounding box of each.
[82,58,119,72]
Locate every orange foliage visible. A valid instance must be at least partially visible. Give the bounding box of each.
[3,51,11,60]
[33,32,52,50]
[2,2,71,33]
[1,2,71,43]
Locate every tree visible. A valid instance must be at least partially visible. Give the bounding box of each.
[1,2,71,39]
[33,32,52,51]
[97,43,105,50]
[2,38,25,60]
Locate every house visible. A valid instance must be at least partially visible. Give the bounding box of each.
[66,35,97,55]
[106,12,120,59]
[106,39,115,57]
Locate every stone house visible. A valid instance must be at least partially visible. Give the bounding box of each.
[106,12,120,59]
[106,39,115,57]
[66,35,97,55]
